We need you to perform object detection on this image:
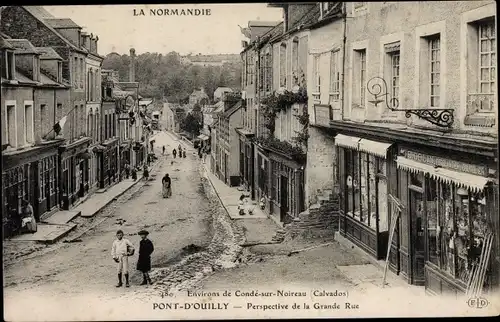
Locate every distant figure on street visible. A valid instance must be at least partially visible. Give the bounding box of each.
[137,230,154,285]
[172,149,177,158]
[111,230,135,288]
[143,165,149,181]
[124,163,130,179]
[21,200,37,234]
[178,144,182,151]
[162,146,165,155]
[162,173,172,198]
[238,194,246,216]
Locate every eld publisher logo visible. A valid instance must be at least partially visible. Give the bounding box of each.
[467,297,489,309]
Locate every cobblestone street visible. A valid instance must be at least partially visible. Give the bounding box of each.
[3,131,246,315]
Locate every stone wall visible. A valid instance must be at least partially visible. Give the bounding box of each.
[305,126,335,207]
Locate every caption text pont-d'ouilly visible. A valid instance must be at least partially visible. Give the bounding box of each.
[152,289,360,311]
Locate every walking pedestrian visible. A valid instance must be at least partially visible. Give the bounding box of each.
[162,173,172,198]
[143,165,149,181]
[162,146,165,155]
[21,200,37,234]
[182,150,186,158]
[172,148,177,159]
[111,230,135,288]
[137,230,154,285]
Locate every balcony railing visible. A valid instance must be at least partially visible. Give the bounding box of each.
[313,104,332,127]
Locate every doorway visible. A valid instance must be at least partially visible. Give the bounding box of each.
[79,160,85,197]
[280,175,289,223]
[409,189,425,286]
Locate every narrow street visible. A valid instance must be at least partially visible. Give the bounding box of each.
[3,132,223,308]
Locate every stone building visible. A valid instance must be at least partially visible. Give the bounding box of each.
[1,6,98,210]
[211,92,243,186]
[249,3,318,225]
[309,1,498,296]
[1,36,70,237]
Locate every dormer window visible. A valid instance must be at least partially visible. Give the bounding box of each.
[3,50,16,80]
[32,56,40,82]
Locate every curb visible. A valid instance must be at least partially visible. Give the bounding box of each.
[79,159,162,219]
[43,223,78,244]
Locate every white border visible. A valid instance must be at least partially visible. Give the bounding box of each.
[414,20,447,110]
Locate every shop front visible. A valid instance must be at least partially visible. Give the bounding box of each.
[255,144,270,209]
[120,140,131,179]
[98,138,119,188]
[59,137,92,210]
[2,141,63,237]
[392,147,497,296]
[335,134,393,260]
[237,129,255,199]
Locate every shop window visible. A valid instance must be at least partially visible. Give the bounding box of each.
[423,177,490,285]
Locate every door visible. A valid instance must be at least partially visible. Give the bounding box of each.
[409,189,425,285]
[79,160,85,197]
[30,163,39,221]
[280,175,289,223]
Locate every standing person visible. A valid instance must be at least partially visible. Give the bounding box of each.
[162,173,172,198]
[111,230,135,288]
[21,200,37,234]
[172,148,177,159]
[162,146,165,155]
[124,163,130,179]
[137,230,154,285]
[182,150,186,158]
[143,165,149,181]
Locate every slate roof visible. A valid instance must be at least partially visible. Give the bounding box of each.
[222,101,242,117]
[45,18,81,29]
[6,39,40,54]
[0,37,14,50]
[36,47,62,60]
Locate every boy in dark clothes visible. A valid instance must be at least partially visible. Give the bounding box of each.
[137,230,154,285]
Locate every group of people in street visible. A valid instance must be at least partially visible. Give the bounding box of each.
[111,229,154,287]
[172,144,186,159]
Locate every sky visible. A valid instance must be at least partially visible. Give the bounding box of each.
[44,4,283,56]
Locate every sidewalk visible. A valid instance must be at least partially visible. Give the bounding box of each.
[200,153,281,246]
[7,134,163,245]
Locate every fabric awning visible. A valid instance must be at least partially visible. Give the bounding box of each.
[396,156,490,192]
[334,134,361,150]
[358,139,392,159]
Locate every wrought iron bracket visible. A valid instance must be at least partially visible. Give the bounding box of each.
[367,76,454,128]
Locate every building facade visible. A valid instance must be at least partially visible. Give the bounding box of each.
[212,92,243,186]
[1,36,70,237]
[309,1,498,296]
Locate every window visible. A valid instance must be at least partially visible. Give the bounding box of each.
[384,42,401,108]
[329,50,341,102]
[353,49,366,108]
[80,58,84,89]
[73,57,78,87]
[280,43,287,87]
[429,36,441,107]
[40,104,46,139]
[246,52,254,86]
[344,149,388,230]
[422,177,489,285]
[467,19,496,114]
[312,54,320,100]
[259,54,265,91]
[24,103,33,144]
[80,105,85,136]
[265,52,273,92]
[6,104,16,147]
[292,39,299,86]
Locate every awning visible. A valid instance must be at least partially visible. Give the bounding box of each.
[358,139,392,159]
[396,156,491,192]
[197,134,209,140]
[334,134,361,150]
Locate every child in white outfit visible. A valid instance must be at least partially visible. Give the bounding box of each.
[111,230,134,287]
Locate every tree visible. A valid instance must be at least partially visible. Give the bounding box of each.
[180,113,202,137]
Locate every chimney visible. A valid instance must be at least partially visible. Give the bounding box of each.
[129,48,136,82]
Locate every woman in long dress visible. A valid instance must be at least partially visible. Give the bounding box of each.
[162,173,172,198]
[21,200,37,234]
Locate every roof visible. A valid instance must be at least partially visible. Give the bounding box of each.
[6,39,40,54]
[15,69,38,85]
[222,101,242,117]
[248,21,281,27]
[36,47,62,60]
[45,18,81,29]
[40,72,62,86]
[213,101,225,113]
[0,37,14,50]
[139,99,153,106]
[214,87,233,93]
[23,6,86,54]
[113,90,136,99]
